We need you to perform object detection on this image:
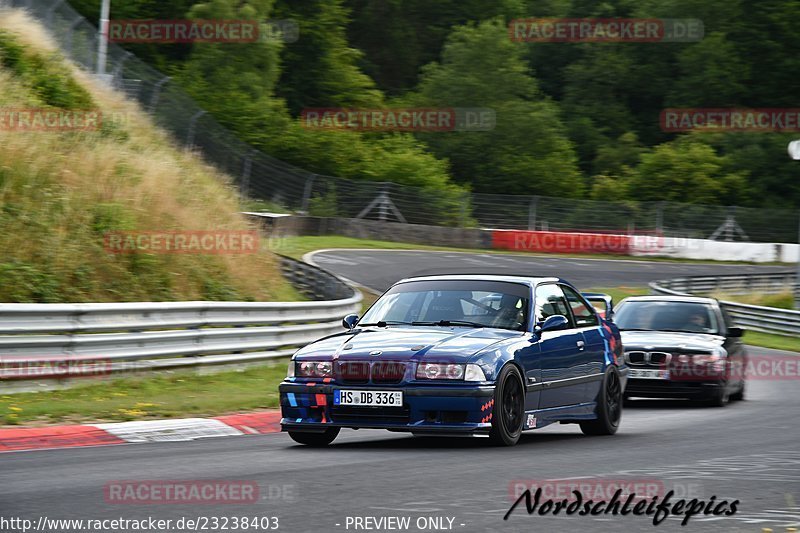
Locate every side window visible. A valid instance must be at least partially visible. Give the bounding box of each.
[562,285,599,327]
[534,284,573,327]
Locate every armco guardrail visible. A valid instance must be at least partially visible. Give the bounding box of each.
[0,256,361,382]
[650,272,800,337]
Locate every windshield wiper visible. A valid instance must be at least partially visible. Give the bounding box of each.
[412,320,485,328]
[618,328,655,331]
[358,321,415,327]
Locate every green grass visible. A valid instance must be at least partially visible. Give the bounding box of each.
[276,235,792,266]
[711,291,795,310]
[0,361,288,427]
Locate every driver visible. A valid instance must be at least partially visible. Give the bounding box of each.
[684,311,708,332]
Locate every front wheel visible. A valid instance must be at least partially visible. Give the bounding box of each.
[288,428,340,446]
[488,365,525,446]
[580,366,622,436]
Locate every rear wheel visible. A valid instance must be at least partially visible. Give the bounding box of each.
[706,384,730,407]
[288,428,340,446]
[730,381,745,401]
[488,365,525,446]
[580,367,622,436]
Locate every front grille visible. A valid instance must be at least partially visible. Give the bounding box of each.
[371,361,407,384]
[626,351,671,368]
[336,361,408,384]
[627,351,647,365]
[337,362,369,384]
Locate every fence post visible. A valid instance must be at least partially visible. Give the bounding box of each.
[656,202,665,235]
[46,0,65,26]
[241,154,253,199]
[527,196,539,231]
[300,175,316,214]
[65,15,83,59]
[186,110,206,148]
[149,76,170,113]
[112,51,133,87]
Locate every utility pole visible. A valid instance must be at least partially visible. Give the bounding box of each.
[96,0,110,81]
[788,141,800,310]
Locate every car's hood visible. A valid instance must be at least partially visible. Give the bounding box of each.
[294,326,519,362]
[620,330,724,352]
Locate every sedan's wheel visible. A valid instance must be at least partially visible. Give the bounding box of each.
[489,365,525,446]
[288,428,340,446]
[580,366,622,436]
[706,384,730,407]
[730,381,745,401]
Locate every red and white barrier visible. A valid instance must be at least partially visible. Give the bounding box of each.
[492,230,800,263]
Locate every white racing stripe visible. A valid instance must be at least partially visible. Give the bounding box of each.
[93,418,243,443]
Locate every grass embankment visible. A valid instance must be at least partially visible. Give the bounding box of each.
[0,11,297,302]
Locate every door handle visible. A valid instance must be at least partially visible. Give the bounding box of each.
[577,340,585,351]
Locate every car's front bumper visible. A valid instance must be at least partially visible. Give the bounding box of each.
[279,381,496,433]
[625,378,724,399]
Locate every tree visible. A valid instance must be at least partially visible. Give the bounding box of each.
[272,0,383,114]
[408,19,582,196]
[628,136,747,205]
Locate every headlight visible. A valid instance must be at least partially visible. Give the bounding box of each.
[465,364,487,382]
[693,353,722,365]
[296,360,332,378]
[416,363,465,380]
[287,359,295,378]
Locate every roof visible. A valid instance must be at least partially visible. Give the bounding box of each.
[396,274,563,287]
[620,295,719,305]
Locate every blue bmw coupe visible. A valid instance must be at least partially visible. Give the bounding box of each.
[279,275,626,446]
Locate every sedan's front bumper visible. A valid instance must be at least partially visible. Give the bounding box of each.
[279,381,496,433]
[624,378,724,399]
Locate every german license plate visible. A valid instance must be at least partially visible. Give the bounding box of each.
[334,390,403,407]
[629,369,670,380]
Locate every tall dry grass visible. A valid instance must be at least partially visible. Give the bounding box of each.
[0,10,298,302]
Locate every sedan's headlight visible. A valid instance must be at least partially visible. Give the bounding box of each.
[465,364,487,382]
[415,363,487,381]
[296,360,333,378]
[416,363,464,380]
[287,359,295,378]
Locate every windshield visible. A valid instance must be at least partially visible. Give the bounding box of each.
[359,280,530,331]
[614,301,719,334]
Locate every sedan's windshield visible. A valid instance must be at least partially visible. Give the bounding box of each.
[614,301,719,334]
[359,280,530,332]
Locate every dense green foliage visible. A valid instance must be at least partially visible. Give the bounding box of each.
[68,0,800,207]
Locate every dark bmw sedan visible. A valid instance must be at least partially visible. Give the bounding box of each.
[614,296,747,406]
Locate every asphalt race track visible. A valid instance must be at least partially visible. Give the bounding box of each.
[306,249,792,293]
[2,251,798,533]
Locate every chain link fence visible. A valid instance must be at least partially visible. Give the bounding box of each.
[7,0,800,241]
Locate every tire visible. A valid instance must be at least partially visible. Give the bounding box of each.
[288,428,340,446]
[706,384,730,407]
[580,366,623,436]
[488,365,525,446]
[730,381,745,402]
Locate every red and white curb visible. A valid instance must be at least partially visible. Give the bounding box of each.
[0,411,281,453]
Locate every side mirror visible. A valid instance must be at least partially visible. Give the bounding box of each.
[582,293,614,320]
[342,314,359,330]
[728,326,745,338]
[537,315,570,333]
